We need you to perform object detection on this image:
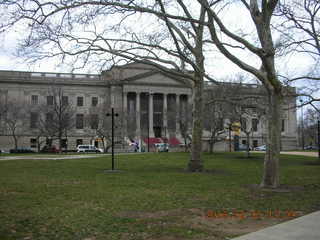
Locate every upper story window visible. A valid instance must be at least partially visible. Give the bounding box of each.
[77,96,84,107]
[47,96,54,106]
[31,95,38,105]
[30,112,38,129]
[92,97,98,107]
[76,114,84,129]
[62,96,69,106]
[240,118,247,131]
[90,114,99,129]
[252,118,259,132]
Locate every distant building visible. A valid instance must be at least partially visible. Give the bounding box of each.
[0,62,297,151]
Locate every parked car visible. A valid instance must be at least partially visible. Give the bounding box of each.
[238,144,251,151]
[254,145,267,151]
[9,148,35,153]
[304,145,317,150]
[40,145,59,153]
[155,143,169,152]
[77,145,103,153]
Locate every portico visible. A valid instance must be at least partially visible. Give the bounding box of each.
[123,91,192,140]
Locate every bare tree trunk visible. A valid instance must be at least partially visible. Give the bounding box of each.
[209,137,214,154]
[188,77,204,172]
[260,91,281,188]
[246,133,250,158]
[13,135,18,150]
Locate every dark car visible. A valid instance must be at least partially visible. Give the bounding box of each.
[10,148,35,153]
[41,145,59,153]
[304,146,317,150]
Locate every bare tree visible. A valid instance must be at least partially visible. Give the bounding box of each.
[0,0,217,171]
[2,99,27,150]
[0,1,297,187]
[41,86,76,152]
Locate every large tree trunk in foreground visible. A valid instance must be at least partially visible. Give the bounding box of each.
[260,91,282,188]
[188,77,204,172]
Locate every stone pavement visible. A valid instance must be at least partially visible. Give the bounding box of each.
[231,211,320,240]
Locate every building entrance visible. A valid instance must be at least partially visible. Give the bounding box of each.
[153,127,162,138]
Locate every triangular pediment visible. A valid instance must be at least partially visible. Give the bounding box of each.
[124,71,190,87]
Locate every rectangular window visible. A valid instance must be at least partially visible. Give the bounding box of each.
[281,119,285,132]
[90,114,99,129]
[30,112,38,129]
[47,96,54,105]
[62,96,68,106]
[76,114,84,129]
[46,138,52,146]
[31,95,38,105]
[242,140,247,145]
[253,140,258,148]
[46,112,53,127]
[240,118,247,131]
[77,96,84,107]
[61,139,67,148]
[252,118,259,132]
[30,138,37,148]
[92,97,98,107]
[76,139,83,146]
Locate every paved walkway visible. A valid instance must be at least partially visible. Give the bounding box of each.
[231,211,320,240]
[0,154,103,161]
[280,151,318,157]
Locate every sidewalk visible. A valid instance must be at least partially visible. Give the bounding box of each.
[231,211,320,240]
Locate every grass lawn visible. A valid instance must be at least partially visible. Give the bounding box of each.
[0,152,319,240]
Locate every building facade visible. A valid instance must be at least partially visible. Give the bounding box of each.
[0,62,297,151]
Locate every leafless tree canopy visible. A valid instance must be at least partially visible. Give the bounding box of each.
[1,0,314,187]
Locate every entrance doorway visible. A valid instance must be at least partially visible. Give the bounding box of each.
[153,127,162,138]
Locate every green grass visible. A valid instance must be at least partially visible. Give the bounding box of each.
[0,152,319,239]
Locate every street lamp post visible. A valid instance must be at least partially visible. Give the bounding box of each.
[300,99,305,150]
[106,107,118,171]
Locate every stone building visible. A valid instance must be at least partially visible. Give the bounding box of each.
[0,62,297,151]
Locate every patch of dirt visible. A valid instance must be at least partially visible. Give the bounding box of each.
[116,208,299,240]
[246,184,306,193]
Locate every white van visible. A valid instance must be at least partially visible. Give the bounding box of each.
[77,145,103,153]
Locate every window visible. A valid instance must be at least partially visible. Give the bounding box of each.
[31,95,38,105]
[61,139,67,148]
[77,96,84,107]
[30,112,38,129]
[76,114,84,129]
[46,138,52,146]
[76,139,83,146]
[62,96,69,106]
[242,140,247,145]
[90,114,99,129]
[30,138,37,148]
[47,96,54,105]
[218,118,224,131]
[252,118,259,132]
[253,140,258,148]
[281,119,285,132]
[240,118,247,131]
[46,113,53,127]
[92,97,98,107]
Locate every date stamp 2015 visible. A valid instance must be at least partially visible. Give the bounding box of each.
[206,210,299,219]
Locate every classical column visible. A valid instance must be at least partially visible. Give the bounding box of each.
[187,94,193,131]
[136,92,141,138]
[149,93,155,137]
[163,93,168,138]
[176,94,180,136]
[123,91,128,139]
